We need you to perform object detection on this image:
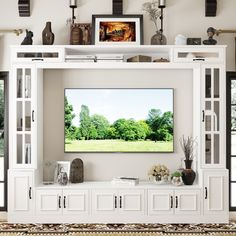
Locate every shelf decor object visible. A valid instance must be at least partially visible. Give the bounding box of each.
[0,29,23,36]
[92,14,143,45]
[69,0,77,24]
[18,0,30,17]
[205,0,217,17]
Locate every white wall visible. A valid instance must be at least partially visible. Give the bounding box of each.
[0,0,236,70]
[43,69,193,181]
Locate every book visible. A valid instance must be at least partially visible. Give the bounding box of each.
[111,177,139,185]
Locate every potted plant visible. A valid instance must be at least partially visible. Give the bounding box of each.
[171,171,183,186]
[179,136,196,185]
[142,1,167,45]
[148,164,170,184]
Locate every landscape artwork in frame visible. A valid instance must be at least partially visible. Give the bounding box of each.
[65,89,174,153]
[92,15,143,45]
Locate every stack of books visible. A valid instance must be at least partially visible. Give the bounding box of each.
[65,55,96,63]
[111,177,139,186]
[96,54,124,63]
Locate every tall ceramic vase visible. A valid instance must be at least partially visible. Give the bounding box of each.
[181,160,196,185]
[42,22,55,45]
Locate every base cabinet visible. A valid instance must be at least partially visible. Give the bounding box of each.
[92,189,145,219]
[148,189,200,216]
[8,170,34,221]
[203,170,229,215]
[36,189,89,217]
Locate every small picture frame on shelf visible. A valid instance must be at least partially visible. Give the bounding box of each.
[54,161,71,183]
[92,14,143,45]
[70,23,92,45]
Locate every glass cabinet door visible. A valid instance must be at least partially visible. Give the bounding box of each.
[202,67,223,167]
[15,67,33,166]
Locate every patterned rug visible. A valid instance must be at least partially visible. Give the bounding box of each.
[0,222,236,235]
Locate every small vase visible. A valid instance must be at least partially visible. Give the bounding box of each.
[171,176,183,186]
[151,31,167,45]
[42,22,55,45]
[182,160,196,185]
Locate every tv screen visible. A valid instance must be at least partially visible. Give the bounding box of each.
[65,88,174,153]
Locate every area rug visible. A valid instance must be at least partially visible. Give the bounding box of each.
[0,222,236,235]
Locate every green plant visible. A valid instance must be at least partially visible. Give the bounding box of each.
[179,136,196,160]
[171,171,182,178]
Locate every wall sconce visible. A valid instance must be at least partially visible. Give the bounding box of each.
[158,0,166,44]
[69,0,77,24]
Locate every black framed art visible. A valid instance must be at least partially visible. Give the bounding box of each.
[92,14,144,45]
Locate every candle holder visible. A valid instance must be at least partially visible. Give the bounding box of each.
[69,0,77,24]
[158,0,167,45]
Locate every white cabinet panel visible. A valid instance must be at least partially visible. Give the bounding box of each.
[119,190,144,214]
[148,190,173,215]
[8,170,33,213]
[36,189,62,215]
[203,170,228,215]
[175,190,200,215]
[63,189,89,215]
[92,190,116,214]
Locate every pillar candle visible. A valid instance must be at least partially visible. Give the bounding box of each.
[158,0,166,7]
[70,0,77,7]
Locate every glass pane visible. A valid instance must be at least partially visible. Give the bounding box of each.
[231,80,236,104]
[25,102,31,131]
[231,131,236,155]
[17,134,23,164]
[17,101,23,131]
[0,183,4,207]
[214,101,219,131]
[205,115,211,131]
[205,101,211,110]
[231,183,236,207]
[214,134,219,164]
[25,69,31,98]
[231,158,236,181]
[25,134,31,164]
[232,106,236,130]
[17,69,23,98]
[214,68,220,98]
[205,69,211,98]
[205,134,211,164]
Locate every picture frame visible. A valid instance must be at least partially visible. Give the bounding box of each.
[54,161,71,183]
[92,14,143,45]
[70,23,92,45]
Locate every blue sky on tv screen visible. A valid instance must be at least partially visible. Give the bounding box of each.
[65,89,173,126]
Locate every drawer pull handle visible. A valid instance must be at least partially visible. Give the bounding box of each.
[170,196,173,208]
[205,187,208,199]
[29,187,32,199]
[202,110,205,122]
[193,58,205,61]
[115,196,117,208]
[120,196,122,208]
[32,58,44,61]
[175,196,178,208]
[58,196,61,208]
[64,196,66,208]
[32,110,35,122]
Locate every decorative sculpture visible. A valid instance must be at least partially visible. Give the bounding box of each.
[42,22,55,45]
[70,158,84,183]
[21,30,33,45]
[203,27,217,45]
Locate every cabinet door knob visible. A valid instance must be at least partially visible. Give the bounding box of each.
[205,187,208,199]
[64,196,66,208]
[114,196,117,208]
[175,196,178,208]
[119,196,122,208]
[29,187,32,199]
[58,196,61,208]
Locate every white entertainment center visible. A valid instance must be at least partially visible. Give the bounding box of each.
[8,45,229,223]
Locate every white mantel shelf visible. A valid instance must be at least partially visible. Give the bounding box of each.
[37,181,201,189]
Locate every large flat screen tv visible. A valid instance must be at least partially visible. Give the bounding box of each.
[65,88,174,153]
